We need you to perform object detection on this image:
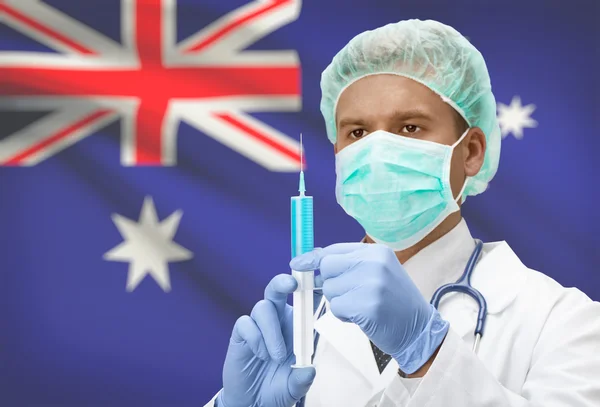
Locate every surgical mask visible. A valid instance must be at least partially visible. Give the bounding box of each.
[335,129,469,251]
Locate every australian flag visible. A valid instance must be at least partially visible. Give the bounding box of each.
[0,0,597,405]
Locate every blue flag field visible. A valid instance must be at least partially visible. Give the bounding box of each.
[0,0,598,404]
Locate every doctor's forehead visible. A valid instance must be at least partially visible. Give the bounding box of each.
[335,74,454,127]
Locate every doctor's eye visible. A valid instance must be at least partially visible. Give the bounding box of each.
[350,129,368,139]
[402,125,420,133]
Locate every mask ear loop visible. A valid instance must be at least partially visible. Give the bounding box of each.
[451,128,471,203]
[451,128,470,149]
[454,176,469,203]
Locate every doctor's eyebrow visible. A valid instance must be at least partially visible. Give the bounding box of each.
[389,109,435,123]
[337,117,368,129]
[337,109,435,129]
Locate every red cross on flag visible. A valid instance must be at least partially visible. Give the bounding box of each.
[0,0,303,170]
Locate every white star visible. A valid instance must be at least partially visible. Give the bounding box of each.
[104,196,193,292]
[497,96,538,140]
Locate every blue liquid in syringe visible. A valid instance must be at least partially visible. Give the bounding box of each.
[291,171,314,258]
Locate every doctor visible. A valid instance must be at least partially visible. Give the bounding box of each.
[206,19,600,407]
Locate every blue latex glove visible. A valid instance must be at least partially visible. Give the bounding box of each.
[290,243,449,374]
[217,274,319,407]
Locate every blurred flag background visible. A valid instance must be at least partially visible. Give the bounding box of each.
[0,0,598,405]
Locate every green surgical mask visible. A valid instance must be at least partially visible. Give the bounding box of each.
[335,129,469,251]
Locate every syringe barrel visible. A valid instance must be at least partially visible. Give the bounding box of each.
[290,195,314,368]
[291,196,314,258]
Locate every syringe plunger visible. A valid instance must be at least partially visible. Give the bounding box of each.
[291,269,314,368]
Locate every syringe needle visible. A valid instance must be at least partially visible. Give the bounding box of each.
[300,133,303,172]
[299,133,306,196]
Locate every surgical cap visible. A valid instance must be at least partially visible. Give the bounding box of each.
[320,19,501,197]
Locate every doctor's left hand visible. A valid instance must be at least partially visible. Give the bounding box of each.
[290,243,449,374]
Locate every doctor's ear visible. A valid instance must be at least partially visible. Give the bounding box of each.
[463,128,486,177]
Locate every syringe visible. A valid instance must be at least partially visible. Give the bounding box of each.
[291,134,315,368]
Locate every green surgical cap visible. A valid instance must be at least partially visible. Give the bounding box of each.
[320,19,501,197]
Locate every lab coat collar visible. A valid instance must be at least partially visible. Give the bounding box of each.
[402,219,477,302]
[435,240,528,343]
[451,240,527,315]
[314,221,528,390]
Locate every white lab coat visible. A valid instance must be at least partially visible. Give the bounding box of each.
[205,230,600,406]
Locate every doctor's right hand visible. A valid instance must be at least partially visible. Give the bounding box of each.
[217,274,318,407]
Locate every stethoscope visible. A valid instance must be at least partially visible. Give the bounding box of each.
[430,239,487,354]
[297,239,487,407]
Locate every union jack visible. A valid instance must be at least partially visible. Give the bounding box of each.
[0,0,303,170]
